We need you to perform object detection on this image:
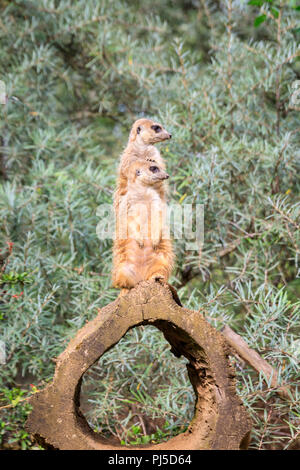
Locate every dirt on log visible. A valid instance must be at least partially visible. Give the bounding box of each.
[25,281,252,450]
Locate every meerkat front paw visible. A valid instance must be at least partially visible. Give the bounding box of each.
[152,237,161,249]
[149,272,166,282]
[134,237,144,248]
[119,288,130,297]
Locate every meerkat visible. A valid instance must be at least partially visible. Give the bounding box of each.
[114,118,172,206]
[112,160,174,289]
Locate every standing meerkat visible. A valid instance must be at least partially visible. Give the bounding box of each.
[112,160,174,289]
[115,118,172,205]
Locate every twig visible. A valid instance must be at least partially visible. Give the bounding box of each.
[275,4,283,137]
[178,232,261,288]
[259,408,273,450]
[0,395,32,411]
[271,127,300,194]
[270,200,300,230]
[221,325,292,401]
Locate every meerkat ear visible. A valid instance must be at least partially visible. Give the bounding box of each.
[137,126,141,134]
[135,169,141,176]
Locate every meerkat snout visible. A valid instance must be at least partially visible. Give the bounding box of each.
[148,164,169,180]
[148,166,168,179]
[150,124,171,140]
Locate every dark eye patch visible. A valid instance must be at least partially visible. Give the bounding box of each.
[151,125,162,133]
[137,126,141,134]
[149,166,159,173]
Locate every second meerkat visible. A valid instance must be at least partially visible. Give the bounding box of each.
[112,160,174,289]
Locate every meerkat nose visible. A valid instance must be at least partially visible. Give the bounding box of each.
[165,174,169,179]
[168,133,172,139]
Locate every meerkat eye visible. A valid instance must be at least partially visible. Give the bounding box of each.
[137,126,141,134]
[136,169,141,176]
[149,166,159,173]
[151,125,162,133]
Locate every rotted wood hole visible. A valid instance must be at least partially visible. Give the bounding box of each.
[25,281,252,450]
[79,324,196,443]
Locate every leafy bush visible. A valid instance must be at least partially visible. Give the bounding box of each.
[0,0,299,449]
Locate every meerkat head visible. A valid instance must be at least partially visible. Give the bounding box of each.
[129,160,169,186]
[129,118,172,145]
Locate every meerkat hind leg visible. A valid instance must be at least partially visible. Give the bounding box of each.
[119,288,130,296]
[115,262,142,289]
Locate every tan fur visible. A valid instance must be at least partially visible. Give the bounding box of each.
[112,160,174,289]
[114,118,171,208]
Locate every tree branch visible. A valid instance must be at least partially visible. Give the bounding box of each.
[221,325,292,401]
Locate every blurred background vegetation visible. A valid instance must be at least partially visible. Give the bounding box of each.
[0,0,299,450]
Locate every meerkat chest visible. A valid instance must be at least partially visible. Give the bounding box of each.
[129,187,161,207]
[126,188,164,224]
[132,191,166,234]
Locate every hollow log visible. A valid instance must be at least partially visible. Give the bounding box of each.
[26,281,252,450]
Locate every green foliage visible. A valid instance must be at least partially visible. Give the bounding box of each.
[0,387,34,450]
[80,326,195,444]
[0,0,299,450]
[120,422,187,446]
[0,271,32,285]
